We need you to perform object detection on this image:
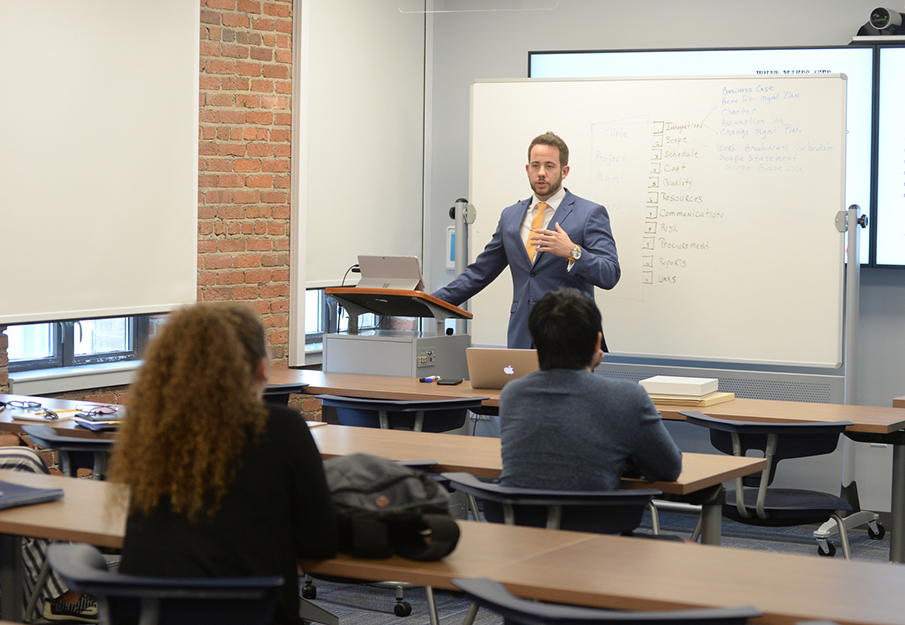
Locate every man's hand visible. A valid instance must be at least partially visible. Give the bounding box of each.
[528,222,574,258]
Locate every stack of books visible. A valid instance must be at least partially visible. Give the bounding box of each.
[638,375,734,407]
[73,407,124,432]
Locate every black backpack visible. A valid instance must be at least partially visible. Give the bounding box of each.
[324,453,460,561]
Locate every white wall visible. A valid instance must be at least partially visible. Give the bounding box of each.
[423,0,905,513]
[291,0,426,364]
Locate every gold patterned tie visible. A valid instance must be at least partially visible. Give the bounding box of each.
[526,202,548,263]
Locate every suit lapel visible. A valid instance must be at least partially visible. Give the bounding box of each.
[549,190,575,228]
[506,198,534,268]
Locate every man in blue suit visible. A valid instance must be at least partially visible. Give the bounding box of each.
[432,132,621,349]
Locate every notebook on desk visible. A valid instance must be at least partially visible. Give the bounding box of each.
[0,480,64,510]
[466,348,539,390]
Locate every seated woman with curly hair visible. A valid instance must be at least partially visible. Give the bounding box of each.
[109,303,337,625]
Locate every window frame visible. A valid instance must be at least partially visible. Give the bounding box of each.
[304,288,384,353]
[7,316,152,373]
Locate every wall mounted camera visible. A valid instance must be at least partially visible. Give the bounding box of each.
[858,7,905,35]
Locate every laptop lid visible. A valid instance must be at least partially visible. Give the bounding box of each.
[356,255,424,291]
[466,348,539,390]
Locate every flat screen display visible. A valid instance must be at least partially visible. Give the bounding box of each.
[529,47,875,264]
[876,46,905,266]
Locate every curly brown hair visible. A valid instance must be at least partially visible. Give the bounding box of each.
[109,302,269,522]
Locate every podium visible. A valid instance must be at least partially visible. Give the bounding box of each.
[323,288,472,379]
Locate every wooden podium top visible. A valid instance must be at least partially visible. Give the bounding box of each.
[325,287,472,320]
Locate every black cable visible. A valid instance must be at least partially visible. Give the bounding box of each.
[341,264,360,287]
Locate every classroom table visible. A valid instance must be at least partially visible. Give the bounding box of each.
[310,424,766,546]
[0,470,124,622]
[894,395,905,409]
[1,471,904,625]
[270,369,905,434]
[0,392,764,546]
[0,394,118,440]
[272,369,905,563]
[310,424,764,494]
[301,519,905,625]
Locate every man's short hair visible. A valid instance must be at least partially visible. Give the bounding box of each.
[528,288,602,370]
[528,132,569,167]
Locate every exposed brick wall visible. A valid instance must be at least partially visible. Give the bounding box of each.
[0,1,323,422]
[198,0,294,363]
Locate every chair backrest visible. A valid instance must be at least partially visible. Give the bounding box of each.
[48,543,283,625]
[316,394,487,432]
[442,472,659,535]
[453,577,762,625]
[680,411,852,487]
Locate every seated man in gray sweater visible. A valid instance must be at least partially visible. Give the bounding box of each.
[499,287,682,490]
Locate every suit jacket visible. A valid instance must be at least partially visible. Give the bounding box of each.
[432,189,620,349]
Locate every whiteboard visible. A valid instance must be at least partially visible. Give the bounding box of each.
[469,75,846,367]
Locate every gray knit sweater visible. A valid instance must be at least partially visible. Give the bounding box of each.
[499,368,683,490]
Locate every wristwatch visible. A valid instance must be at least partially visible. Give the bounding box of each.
[570,245,582,261]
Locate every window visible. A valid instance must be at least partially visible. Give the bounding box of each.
[7,315,162,372]
[304,288,382,353]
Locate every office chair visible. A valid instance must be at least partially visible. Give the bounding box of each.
[681,411,855,558]
[452,577,763,625]
[21,424,113,480]
[47,543,283,625]
[262,382,309,407]
[441,472,661,535]
[316,394,487,432]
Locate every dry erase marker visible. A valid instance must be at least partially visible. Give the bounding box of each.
[419,376,440,383]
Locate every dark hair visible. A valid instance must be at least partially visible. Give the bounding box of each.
[528,288,602,370]
[528,132,569,167]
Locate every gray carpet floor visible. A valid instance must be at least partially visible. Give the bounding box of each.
[300,510,892,625]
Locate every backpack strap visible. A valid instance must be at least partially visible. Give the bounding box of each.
[393,514,461,561]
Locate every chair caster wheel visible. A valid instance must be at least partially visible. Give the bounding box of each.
[817,541,836,557]
[394,601,412,617]
[868,522,886,540]
[302,585,317,599]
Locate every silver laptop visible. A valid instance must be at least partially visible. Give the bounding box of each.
[356,255,424,290]
[466,348,539,390]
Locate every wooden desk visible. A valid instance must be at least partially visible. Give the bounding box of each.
[275,370,905,562]
[270,370,905,434]
[311,424,765,545]
[656,398,905,436]
[301,520,905,625]
[0,470,125,621]
[269,369,496,404]
[1,471,901,625]
[310,424,764,495]
[0,394,117,440]
[894,396,905,409]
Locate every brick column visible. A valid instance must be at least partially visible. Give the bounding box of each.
[198,0,294,364]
